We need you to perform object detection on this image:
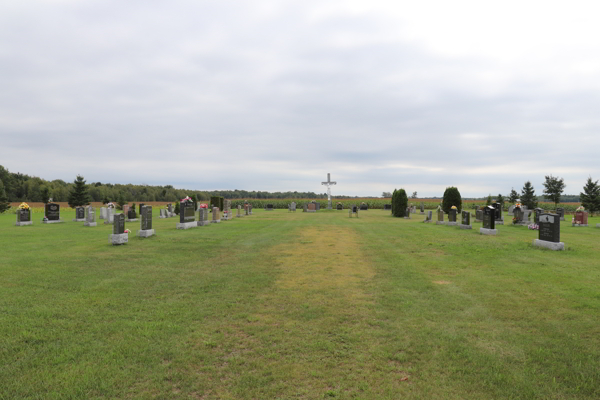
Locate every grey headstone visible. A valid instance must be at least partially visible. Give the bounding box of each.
[113,213,125,234]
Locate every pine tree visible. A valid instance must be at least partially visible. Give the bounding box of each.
[391,189,397,215]
[508,188,519,204]
[486,194,492,206]
[117,192,126,210]
[67,175,91,208]
[392,189,408,218]
[442,187,462,213]
[497,194,505,208]
[542,175,566,207]
[580,177,600,216]
[40,186,50,204]
[521,181,538,209]
[0,179,10,214]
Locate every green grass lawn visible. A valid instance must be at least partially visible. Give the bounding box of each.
[1,209,598,399]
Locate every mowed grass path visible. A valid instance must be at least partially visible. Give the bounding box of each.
[0,209,598,399]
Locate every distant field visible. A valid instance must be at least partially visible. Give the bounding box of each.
[1,207,598,399]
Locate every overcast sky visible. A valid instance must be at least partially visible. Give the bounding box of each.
[2,1,600,197]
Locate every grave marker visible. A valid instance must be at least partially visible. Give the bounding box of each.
[480,205,497,235]
[44,203,63,223]
[84,206,97,227]
[109,214,128,245]
[460,210,472,229]
[534,213,564,250]
[138,205,155,237]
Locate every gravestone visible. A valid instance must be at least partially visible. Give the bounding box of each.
[73,207,85,222]
[508,205,515,216]
[383,204,391,211]
[44,203,63,223]
[349,205,359,218]
[15,208,32,226]
[249,204,253,215]
[177,201,197,229]
[572,211,588,227]
[534,208,544,224]
[423,210,433,223]
[123,205,129,216]
[104,208,115,224]
[197,208,209,226]
[436,210,445,225]
[265,204,274,211]
[337,203,344,210]
[360,203,368,210]
[289,202,296,212]
[244,203,250,216]
[167,203,173,217]
[480,205,497,235]
[404,207,411,219]
[411,205,416,214]
[534,213,564,250]
[475,208,483,222]
[513,207,525,225]
[159,209,166,219]
[139,203,145,215]
[315,202,320,211]
[556,207,565,221]
[459,211,472,229]
[138,205,155,237]
[211,207,221,223]
[222,200,232,221]
[109,214,128,245]
[493,202,503,225]
[84,206,97,227]
[99,207,107,220]
[303,203,308,212]
[308,203,316,213]
[420,202,425,214]
[237,205,242,217]
[447,209,458,226]
[126,207,138,222]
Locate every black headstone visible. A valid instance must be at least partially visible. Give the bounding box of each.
[420,202,424,212]
[180,201,195,223]
[449,209,457,222]
[461,211,470,225]
[75,207,85,219]
[337,203,343,210]
[128,208,137,219]
[46,203,60,221]
[141,205,152,230]
[383,204,391,210]
[113,213,125,234]
[476,209,483,221]
[539,213,560,242]
[139,203,145,215]
[352,205,358,213]
[18,209,31,222]
[513,207,523,223]
[493,202,502,220]
[555,207,564,218]
[360,203,368,210]
[483,206,496,229]
[266,204,274,210]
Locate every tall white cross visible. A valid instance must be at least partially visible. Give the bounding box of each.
[321,173,337,209]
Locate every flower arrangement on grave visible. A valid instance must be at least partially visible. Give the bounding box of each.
[18,202,30,210]
[513,216,519,225]
[199,203,208,209]
[576,206,584,212]
[515,202,522,208]
[106,202,115,208]
[42,216,48,222]
[451,206,457,210]
[124,229,130,234]
[528,223,539,230]
[180,196,192,203]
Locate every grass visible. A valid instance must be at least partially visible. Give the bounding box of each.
[0,208,599,399]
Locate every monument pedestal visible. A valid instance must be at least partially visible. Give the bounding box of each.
[571,223,588,227]
[479,228,497,235]
[403,216,410,219]
[15,221,33,226]
[72,218,86,222]
[533,239,564,251]
[126,218,138,223]
[435,221,446,225]
[495,220,504,225]
[84,222,97,227]
[447,222,458,226]
[176,222,197,230]
[43,220,64,224]
[459,224,472,229]
[138,229,155,238]
[109,233,128,245]
[197,221,210,226]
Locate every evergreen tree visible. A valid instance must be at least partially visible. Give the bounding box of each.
[102,196,110,204]
[442,187,462,214]
[0,179,10,214]
[117,192,126,210]
[486,194,492,206]
[391,189,397,215]
[67,175,91,208]
[542,175,566,207]
[508,188,519,204]
[392,189,408,218]
[580,177,600,216]
[521,181,538,209]
[40,186,50,204]
[497,194,505,209]
[174,201,180,215]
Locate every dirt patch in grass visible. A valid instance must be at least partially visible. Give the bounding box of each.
[433,280,452,285]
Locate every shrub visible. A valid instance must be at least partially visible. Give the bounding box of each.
[392,189,408,218]
[442,187,462,214]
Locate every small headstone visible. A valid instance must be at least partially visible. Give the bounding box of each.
[289,202,296,212]
[139,203,145,215]
[197,208,209,226]
[508,205,515,216]
[109,214,128,245]
[303,203,308,212]
[123,205,129,216]
[315,202,320,211]
[534,213,564,250]
[44,203,63,223]
[249,204,253,215]
[308,203,316,213]
[349,205,359,217]
[211,207,221,223]
[513,207,525,225]
[420,202,424,214]
[475,208,483,222]
[404,207,411,219]
[73,207,85,222]
[534,208,544,224]
[138,205,155,237]
[493,202,503,224]
[15,208,32,226]
[99,207,107,220]
[127,207,138,222]
[177,201,197,229]
[383,204,391,211]
[265,204,274,211]
[447,209,458,225]
[480,205,497,235]
[572,211,588,226]
[556,207,565,221]
[237,205,242,217]
[84,206,97,227]
[436,210,445,225]
[244,203,250,216]
[104,208,115,224]
[460,210,472,229]
[359,203,368,210]
[337,203,344,210]
[423,210,433,223]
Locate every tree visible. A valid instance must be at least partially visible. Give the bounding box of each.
[542,175,566,207]
[117,192,126,210]
[486,194,492,206]
[174,201,180,215]
[411,191,418,199]
[392,189,408,218]
[508,188,519,204]
[521,181,538,209]
[497,194,505,208]
[67,175,91,208]
[0,179,10,214]
[442,187,462,214]
[580,177,600,216]
[40,186,50,204]
[391,189,396,215]
[382,192,392,198]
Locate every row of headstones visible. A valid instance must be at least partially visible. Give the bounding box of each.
[175,200,253,230]
[110,205,155,244]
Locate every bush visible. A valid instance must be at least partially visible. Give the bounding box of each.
[442,187,462,214]
[392,189,408,217]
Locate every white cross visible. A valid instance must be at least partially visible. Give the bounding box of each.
[321,173,337,206]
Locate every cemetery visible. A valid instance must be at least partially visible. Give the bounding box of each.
[1,200,599,399]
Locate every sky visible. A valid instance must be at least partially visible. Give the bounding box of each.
[2,0,600,197]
